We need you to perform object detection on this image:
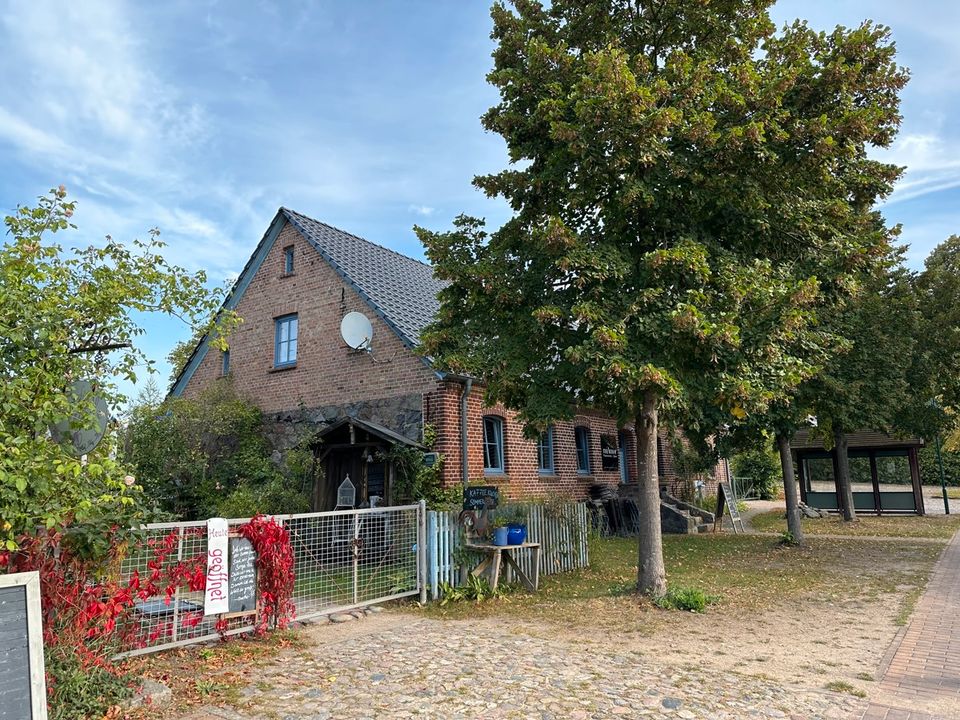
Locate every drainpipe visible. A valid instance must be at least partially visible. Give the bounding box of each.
[460,378,473,488]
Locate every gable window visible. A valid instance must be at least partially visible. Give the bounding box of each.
[537,426,555,474]
[221,349,230,376]
[575,426,590,474]
[283,246,294,274]
[274,314,298,367]
[483,416,504,474]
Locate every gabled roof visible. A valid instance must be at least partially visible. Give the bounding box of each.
[169,208,447,397]
[282,208,446,348]
[312,416,424,448]
[791,429,924,451]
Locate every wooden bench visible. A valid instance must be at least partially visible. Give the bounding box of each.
[466,542,541,592]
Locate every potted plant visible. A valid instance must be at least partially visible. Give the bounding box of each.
[499,504,528,545]
[490,516,510,546]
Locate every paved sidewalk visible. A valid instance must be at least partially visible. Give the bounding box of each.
[856,528,960,719]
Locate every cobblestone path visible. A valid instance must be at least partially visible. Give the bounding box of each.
[184,613,863,720]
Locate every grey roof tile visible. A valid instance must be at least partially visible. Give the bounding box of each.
[282,208,447,348]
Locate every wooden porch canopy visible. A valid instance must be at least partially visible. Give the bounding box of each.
[792,430,925,516]
[310,417,423,511]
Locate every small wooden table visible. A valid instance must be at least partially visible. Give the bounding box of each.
[466,542,541,591]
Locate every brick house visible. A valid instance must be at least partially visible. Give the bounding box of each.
[171,208,722,510]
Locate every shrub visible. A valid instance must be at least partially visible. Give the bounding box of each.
[438,575,504,605]
[0,525,206,719]
[731,446,781,500]
[919,444,960,487]
[123,381,312,519]
[654,586,719,613]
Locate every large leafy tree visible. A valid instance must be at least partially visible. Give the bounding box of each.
[915,236,960,414]
[417,1,906,595]
[808,254,920,521]
[0,187,236,548]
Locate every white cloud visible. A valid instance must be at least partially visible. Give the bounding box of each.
[876,133,960,206]
[408,204,436,216]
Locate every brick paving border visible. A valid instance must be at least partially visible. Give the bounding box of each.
[855,528,960,720]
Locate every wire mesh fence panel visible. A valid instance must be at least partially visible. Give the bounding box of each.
[116,505,423,657]
[117,519,257,658]
[287,505,421,621]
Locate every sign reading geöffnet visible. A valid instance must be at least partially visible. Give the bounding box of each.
[204,518,230,615]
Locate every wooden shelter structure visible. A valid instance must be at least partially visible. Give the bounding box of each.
[792,430,925,516]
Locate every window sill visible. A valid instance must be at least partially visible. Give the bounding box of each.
[483,472,509,481]
[280,272,297,279]
[269,363,297,373]
[539,473,560,480]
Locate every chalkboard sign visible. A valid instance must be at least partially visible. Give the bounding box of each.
[0,572,47,719]
[228,538,257,614]
[600,435,619,471]
[463,485,499,511]
[716,481,745,534]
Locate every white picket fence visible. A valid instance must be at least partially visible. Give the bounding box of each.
[425,502,589,599]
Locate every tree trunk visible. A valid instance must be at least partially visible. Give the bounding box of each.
[834,429,857,522]
[635,389,667,597]
[776,432,804,545]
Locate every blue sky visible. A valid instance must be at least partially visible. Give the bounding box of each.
[1,1,959,399]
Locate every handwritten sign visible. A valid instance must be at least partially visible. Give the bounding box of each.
[228,538,257,614]
[716,482,745,534]
[464,485,499,511]
[204,518,230,615]
[600,435,619,471]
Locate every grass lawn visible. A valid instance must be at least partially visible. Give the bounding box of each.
[751,509,960,539]
[413,532,943,625]
[925,485,960,500]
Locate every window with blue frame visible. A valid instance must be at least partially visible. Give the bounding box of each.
[575,426,590,474]
[537,426,555,474]
[221,349,230,376]
[283,246,294,274]
[274,314,298,367]
[483,416,504,474]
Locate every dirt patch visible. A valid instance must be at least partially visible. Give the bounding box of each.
[487,539,941,700]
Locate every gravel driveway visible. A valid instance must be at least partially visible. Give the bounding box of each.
[182,611,863,720]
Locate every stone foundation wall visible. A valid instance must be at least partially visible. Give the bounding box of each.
[263,393,424,451]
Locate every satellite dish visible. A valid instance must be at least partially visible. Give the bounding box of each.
[340,312,374,351]
[49,380,110,456]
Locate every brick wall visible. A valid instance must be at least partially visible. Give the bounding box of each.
[181,221,438,415]
[424,380,642,501]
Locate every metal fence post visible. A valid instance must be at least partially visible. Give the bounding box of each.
[418,499,427,604]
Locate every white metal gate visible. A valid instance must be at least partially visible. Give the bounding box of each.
[117,502,426,657]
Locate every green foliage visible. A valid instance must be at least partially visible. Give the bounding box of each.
[0,188,235,548]
[915,236,960,417]
[418,4,906,433]
[919,444,960,487]
[45,651,134,720]
[811,259,923,440]
[731,444,782,500]
[653,586,719,613]
[779,530,799,546]
[496,503,528,527]
[379,426,460,509]
[438,575,505,605]
[123,381,311,519]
